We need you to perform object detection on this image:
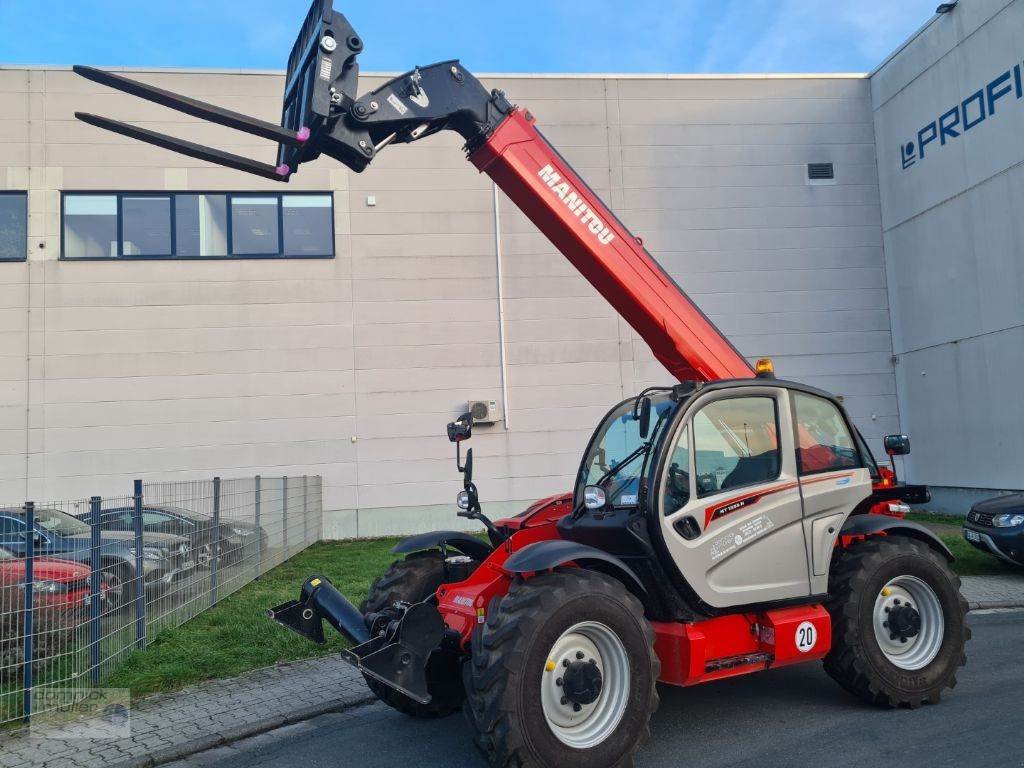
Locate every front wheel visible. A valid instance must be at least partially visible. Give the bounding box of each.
[464,569,659,768]
[824,537,970,708]
[360,551,477,718]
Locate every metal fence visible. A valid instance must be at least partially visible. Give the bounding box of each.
[0,474,323,726]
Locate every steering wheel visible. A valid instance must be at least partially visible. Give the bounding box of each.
[668,462,690,498]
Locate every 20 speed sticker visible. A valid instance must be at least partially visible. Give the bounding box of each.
[795,621,817,653]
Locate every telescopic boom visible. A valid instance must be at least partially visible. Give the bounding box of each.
[73,1,754,382]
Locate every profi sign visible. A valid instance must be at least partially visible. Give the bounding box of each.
[900,59,1024,170]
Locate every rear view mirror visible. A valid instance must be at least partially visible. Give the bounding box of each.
[883,434,911,456]
[447,412,473,443]
[638,397,652,439]
[583,486,606,511]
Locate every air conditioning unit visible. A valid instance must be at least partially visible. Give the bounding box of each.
[468,399,502,425]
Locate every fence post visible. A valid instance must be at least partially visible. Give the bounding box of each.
[132,480,147,650]
[302,475,309,545]
[89,496,102,686]
[253,475,262,579]
[22,502,34,724]
[282,476,289,556]
[210,477,220,607]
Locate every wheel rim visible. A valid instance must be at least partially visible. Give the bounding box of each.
[197,544,213,567]
[103,571,124,604]
[872,575,944,670]
[539,621,630,749]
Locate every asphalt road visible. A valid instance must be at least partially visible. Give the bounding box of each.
[172,610,1023,768]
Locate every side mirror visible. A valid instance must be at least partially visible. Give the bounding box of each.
[447,412,473,443]
[638,397,652,439]
[583,486,606,511]
[883,434,911,456]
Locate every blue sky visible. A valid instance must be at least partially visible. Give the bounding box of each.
[0,0,940,73]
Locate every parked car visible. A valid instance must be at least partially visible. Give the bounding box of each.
[0,506,196,609]
[92,504,267,570]
[0,544,101,613]
[963,492,1024,566]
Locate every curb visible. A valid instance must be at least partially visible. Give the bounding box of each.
[105,692,376,768]
[969,600,1024,611]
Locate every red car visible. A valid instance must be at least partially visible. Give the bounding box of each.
[0,545,98,612]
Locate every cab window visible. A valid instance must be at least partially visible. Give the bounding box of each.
[663,425,690,516]
[792,392,859,475]
[693,397,780,497]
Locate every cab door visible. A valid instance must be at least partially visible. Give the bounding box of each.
[790,391,872,594]
[658,386,811,608]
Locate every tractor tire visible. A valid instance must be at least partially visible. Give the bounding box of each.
[360,551,477,718]
[464,569,659,768]
[824,536,969,708]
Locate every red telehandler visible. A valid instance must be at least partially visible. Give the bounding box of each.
[75,3,967,766]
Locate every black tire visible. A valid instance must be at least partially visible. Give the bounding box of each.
[464,569,659,768]
[360,551,477,718]
[824,537,969,708]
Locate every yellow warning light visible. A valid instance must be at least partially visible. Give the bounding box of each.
[755,358,775,378]
[310,578,322,587]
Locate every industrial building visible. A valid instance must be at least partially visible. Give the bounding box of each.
[0,0,1019,534]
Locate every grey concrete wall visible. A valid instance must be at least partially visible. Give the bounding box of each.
[0,67,893,535]
[871,0,1024,500]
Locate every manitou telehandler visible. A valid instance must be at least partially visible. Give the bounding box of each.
[74,3,969,766]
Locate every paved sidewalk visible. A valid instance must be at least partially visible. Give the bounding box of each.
[961,573,1024,610]
[1,573,1021,768]
[0,654,370,768]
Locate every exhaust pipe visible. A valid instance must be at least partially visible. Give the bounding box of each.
[266,575,369,646]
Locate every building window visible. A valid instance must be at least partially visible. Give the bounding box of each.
[0,192,28,262]
[61,192,334,259]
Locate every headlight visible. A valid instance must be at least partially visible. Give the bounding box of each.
[993,514,1024,528]
[456,490,470,511]
[130,546,165,561]
[19,579,66,594]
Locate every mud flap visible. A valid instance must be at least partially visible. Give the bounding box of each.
[346,602,446,705]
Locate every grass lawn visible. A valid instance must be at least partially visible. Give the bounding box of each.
[104,539,402,698]
[906,511,1020,577]
[100,513,1016,700]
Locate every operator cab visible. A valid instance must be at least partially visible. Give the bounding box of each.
[560,377,881,619]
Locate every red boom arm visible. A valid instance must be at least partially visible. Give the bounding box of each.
[471,110,753,382]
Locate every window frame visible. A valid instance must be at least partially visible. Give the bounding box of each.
[691,394,783,499]
[60,191,335,261]
[789,391,864,477]
[0,191,28,263]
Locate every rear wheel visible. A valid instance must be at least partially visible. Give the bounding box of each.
[464,569,658,768]
[824,537,969,708]
[360,552,477,718]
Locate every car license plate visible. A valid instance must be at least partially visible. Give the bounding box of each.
[182,560,195,570]
[965,530,981,543]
